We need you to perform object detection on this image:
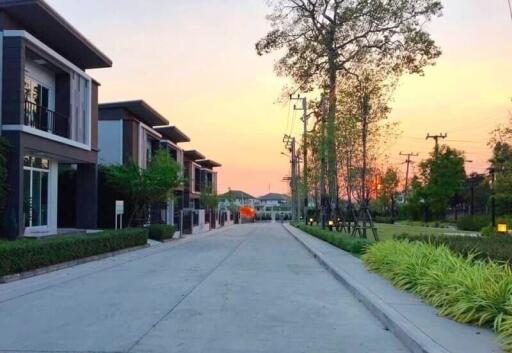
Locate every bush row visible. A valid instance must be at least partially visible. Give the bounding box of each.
[0,228,148,277]
[362,240,512,352]
[374,216,395,224]
[294,223,370,255]
[456,215,491,231]
[395,233,512,265]
[148,224,176,241]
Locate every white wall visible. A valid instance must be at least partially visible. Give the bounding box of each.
[98,120,123,165]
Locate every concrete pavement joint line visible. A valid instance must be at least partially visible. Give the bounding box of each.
[0,227,237,305]
[283,224,450,353]
[126,228,255,353]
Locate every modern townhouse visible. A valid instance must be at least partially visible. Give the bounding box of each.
[180,150,223,233]
[97,100,222,235]
[182,149,205,234]
[97,100,168,227]
[0,0,112,238]
[197,158,221,227]
[154,124,189,231]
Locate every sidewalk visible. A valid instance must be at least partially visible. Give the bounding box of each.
[283,223,503,353]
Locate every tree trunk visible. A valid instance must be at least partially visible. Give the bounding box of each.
[320,98,327,229]
[361,93,369,238]
[326,55,338,222]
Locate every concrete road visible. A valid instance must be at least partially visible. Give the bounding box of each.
[0,223,408,353]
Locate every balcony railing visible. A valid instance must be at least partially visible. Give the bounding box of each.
[24,100,69,138]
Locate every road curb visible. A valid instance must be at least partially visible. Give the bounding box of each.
[283,223,450,353]
[0,244,150,284]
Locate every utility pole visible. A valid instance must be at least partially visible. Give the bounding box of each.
[426,133,447,158]
[400,152,419,195]
[291,95,309,221]
[283,134,298,222]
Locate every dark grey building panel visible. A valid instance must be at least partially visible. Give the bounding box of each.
[75,163,98,228]
[3,131,23,239]
[98,107,125,121]
[123,119,139,165]
[22,132,97,164]
[0,10,20,28]
[2,36,24,125]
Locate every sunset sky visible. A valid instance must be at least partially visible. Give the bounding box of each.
[48,0,512,197]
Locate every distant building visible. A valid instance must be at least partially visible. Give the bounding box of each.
[218,190,258,208]
[258,193,290,206]
[255,193,291,221]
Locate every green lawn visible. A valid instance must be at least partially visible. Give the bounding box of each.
[375,223,478,241]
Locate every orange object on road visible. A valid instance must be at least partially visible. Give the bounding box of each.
[240,206,256,219]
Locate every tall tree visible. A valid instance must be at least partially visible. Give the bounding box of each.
[104,149,182,226]
[256,0,442,218]
[377,167,400,218]
[414,146,466,220]
[488,116,512,215]
[336,67,398,215]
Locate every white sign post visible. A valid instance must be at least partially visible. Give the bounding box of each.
[115,200,124,230]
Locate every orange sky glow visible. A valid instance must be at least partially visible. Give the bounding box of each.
[48,0,512,197]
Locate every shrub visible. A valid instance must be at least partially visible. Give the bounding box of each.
[294,223,370,255]
[0,228,148,277]
[456,215,491,231]
[148,224,176,241]
[374,216,394,224]
[395,233,512,265]
[362,240,512,352]
[481,225,498,237]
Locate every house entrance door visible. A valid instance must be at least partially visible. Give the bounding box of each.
[23,156,50,230]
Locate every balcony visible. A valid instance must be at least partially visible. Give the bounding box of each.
[24,100,69,139]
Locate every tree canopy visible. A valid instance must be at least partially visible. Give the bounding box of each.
[406,146,466,220]
[104,149,183,226]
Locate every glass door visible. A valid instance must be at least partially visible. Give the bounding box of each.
[24,77,51,132]
[23,156,49,229]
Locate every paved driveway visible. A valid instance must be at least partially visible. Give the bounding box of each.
[0,223,408,353]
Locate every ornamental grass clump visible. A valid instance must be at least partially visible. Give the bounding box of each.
[362,240,512,352]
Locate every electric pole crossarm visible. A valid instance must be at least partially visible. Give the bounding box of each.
[426,133,447,158]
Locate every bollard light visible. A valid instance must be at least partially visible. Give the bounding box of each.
[328,220,334,231]
[497,223,508,234]
[309,218,314,226]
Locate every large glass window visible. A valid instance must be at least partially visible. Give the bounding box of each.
[23,156,50,228]
[24,77,51,132]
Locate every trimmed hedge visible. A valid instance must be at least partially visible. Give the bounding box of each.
[0,228,148,277]
[148,224,176,241]
[374,216,395,224]
[363,240,512,352]
[456,215,490,231]
[294,223,370,255]
[395,233,512,265]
